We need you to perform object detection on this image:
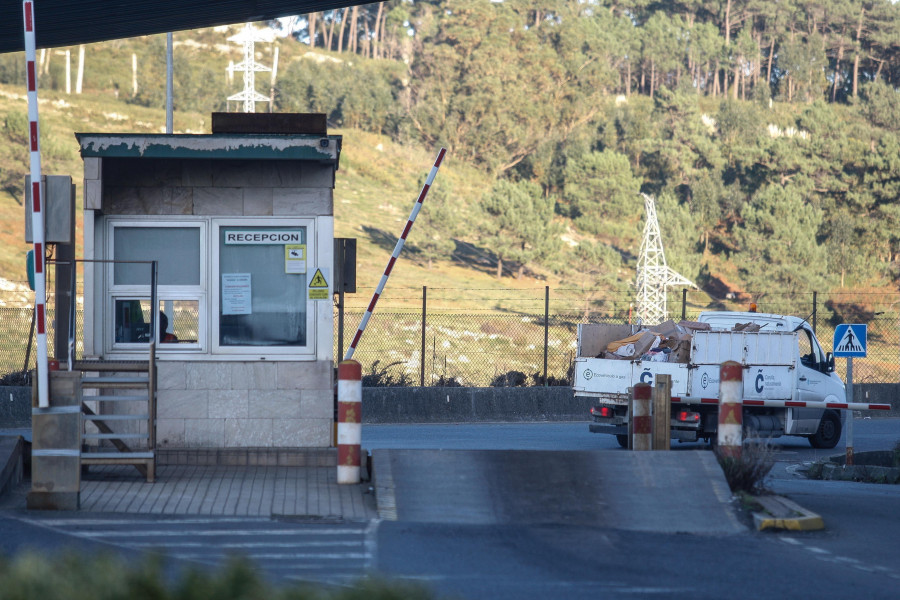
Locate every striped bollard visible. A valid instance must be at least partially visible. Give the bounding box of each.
[337,360,362,484]
[631,383,652,451]
[718,361,743,459]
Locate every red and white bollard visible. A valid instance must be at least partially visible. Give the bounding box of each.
[631,383,652,451]
[718,361,743,459]
[337,360,362,484]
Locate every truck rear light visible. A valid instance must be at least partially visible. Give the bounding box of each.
[677,410,700,423]
[591,406,614,418]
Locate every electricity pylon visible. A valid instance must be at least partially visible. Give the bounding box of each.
[635,193,696,325]
[226,23,272,113]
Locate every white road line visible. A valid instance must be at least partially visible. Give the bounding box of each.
[21,517,270,527]
[71,529,366,538]
[129,541,362,549]
[171,553,370,560]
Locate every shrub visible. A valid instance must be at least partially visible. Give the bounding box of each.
[715,436,775,494]
[0,552,437,600]
[3,111,28,144]
[361,360,413,387]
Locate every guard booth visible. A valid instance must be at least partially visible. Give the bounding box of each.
[75,113,339,454]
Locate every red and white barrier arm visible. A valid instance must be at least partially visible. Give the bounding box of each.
[23,0,49,408]
[672,396,890,411]
[344,148,447,361]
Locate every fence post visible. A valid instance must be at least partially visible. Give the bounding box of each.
[682,288,687,321]
[653,374,672,450]
[812,291,817,333]
[337,360,362,484]
[718,361,743,459]
[421,285,426,387]
[543,285,549,386]
[632,383,652,451]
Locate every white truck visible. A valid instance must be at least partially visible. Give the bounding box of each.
[574,311,846,449]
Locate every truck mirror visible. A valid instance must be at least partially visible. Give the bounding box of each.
[825,352,835,373]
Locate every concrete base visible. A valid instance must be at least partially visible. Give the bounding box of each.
[26,490,80,511]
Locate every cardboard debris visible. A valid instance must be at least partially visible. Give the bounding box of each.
[733,322,761,332]
[678,320,711,332]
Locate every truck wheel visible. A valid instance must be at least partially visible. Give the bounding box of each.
[809,411,841,449]
[616,435,629,448]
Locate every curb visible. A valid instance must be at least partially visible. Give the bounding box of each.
[752,495,824,531]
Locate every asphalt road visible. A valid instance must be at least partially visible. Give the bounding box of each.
[364,419,900,600]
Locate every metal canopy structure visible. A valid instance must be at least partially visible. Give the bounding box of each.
[0,1,370,54]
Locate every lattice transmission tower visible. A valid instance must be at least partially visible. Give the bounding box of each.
[226,23,272,113]
[635,193,696,325]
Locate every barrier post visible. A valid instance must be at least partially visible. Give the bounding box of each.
[632,383,652,451]
[653,374,672,450]
[337,360,362,484]
[718,361,743,459]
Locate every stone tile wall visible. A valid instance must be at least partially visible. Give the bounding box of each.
[156,360,333,449]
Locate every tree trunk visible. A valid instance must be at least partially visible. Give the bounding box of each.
[373,2,384,59]
[496,257,503,280]
[832,33,845,102]
[853,8,865,96]
[626,60,631,95]
[362,13,371,58]
[766,37,774,88]
[349,5,359,54]
[308,12,316,48]
[326,10,336,50]
[337,7,349,53]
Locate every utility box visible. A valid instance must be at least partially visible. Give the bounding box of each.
[25,175,75,244]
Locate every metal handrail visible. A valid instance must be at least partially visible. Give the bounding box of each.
[67,259,158,371]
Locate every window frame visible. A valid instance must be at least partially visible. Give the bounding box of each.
[105,219,207,353]
[211,218,317,358]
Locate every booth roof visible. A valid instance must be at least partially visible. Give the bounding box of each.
[74,133,342,162]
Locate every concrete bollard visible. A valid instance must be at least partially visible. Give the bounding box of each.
[718,361,743,459]
[337,360,362,484]
[631,383,652,451]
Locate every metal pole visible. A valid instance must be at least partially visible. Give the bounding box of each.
[682,288,687,321]
[632,383,652,451]
[166,32,173,134]
[543,285,549,386]
[846,357,854,466]
[718,361,743,460]
[812,291,818,333]
[421,285,427,387]
[22,0,49,408]
[337,360,362,484]
[345,148,447,360]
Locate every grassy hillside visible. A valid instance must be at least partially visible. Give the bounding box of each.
[0,79,591,315]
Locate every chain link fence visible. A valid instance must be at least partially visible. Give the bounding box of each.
[2,286,897,386]
[337,287,900,386]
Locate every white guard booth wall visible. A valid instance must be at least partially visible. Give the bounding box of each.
[76,123,339,451]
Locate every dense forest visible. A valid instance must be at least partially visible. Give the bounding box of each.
[2,0,900,305]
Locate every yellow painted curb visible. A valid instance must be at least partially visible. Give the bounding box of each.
[751,495,824,531]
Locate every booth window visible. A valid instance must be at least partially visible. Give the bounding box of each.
[216,224,310,349]
[109,223,205,350]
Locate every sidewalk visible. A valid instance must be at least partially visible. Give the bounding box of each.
[0,434,377,521]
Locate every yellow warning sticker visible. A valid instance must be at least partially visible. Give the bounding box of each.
[309,289,329,300]
[309,269,329,289]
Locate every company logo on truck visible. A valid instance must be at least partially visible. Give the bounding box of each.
[640,369,653,384]
[756,370,765,393]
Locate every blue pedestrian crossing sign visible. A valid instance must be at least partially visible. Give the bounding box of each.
[833,324,867,358]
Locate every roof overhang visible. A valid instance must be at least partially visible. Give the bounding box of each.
[1,1,370,54]
[76,133,342,163]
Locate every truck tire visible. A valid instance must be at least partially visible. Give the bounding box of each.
[809,411,841,449]
[616,435,629,448]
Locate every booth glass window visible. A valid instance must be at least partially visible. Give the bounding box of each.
[217,225,310,348]
[109,222,205,350]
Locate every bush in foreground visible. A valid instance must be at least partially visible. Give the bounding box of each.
[0,552,437,600]
[716,437,776,494]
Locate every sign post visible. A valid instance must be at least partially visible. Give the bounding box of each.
[833,324,867,466]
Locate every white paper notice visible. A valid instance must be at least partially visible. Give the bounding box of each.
[222,273,252,315]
